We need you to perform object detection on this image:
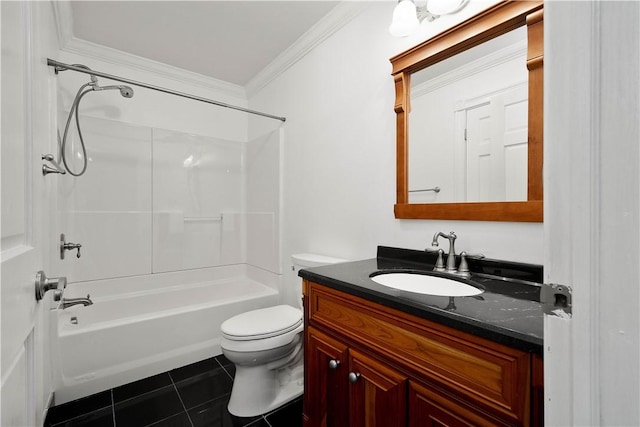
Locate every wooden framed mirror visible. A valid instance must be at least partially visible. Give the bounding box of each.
[391,0,543,222]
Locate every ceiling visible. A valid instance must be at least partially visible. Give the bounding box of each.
[68,1,340,87]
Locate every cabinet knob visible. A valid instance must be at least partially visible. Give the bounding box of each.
[328,359,340,370]
[348,372,361,384]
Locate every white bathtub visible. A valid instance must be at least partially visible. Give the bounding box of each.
[51,265,280,404]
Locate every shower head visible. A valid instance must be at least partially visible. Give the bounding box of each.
[94,84,135,98]
[118,86,134,98]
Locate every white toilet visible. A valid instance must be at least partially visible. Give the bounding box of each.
[220,253,346,417]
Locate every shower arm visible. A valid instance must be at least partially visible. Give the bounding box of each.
[47,59,287,123]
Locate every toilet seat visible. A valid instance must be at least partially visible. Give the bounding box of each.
[221,305,302,341]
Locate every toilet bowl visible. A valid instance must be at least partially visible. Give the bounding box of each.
[220,253,346,417]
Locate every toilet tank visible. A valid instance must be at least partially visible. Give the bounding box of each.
[290,254,346,309]
[291,253,347,270]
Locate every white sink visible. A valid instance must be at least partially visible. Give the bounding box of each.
[370,272,484,297]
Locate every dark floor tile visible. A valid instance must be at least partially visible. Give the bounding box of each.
[188,394,260,427]
[113,372,173,403]
[175,368,233,410]
[215,354,235,377]
[171,357,220,382]
[265,398,303,427]
[243,419,270,427]
[49,406,114,427]
[214,354,232,368]
[114,385,184,427]
[45,390,112,425]
[147,411,192,427]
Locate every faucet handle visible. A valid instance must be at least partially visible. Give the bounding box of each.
[433,249,445,272]
[458,252,470,276]
[457,252,484,277]
[60,234,82,259]
[463,252,485,260]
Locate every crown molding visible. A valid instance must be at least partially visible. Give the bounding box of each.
[61,37,247,99]
[412,41,527,98]
[51,1,246,99]
[51,1,366,101]
[245,2,369,97]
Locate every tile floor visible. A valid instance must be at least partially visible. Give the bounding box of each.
[44,354,302,427]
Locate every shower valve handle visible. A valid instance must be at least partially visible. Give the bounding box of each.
[60,234,82,259]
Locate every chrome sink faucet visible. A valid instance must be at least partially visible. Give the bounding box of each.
[432,231,457,273]
[60,294,93,309]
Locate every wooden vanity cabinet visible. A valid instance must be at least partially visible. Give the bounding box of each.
[306,326,408,427]
[303,280,543,427]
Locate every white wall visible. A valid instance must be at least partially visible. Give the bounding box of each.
[248,2,542,308]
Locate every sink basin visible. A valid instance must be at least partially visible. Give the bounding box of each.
[370,272,484,297]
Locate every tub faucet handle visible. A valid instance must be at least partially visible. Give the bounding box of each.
[60,233,82,259]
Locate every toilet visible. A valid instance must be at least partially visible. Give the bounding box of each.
[220,253,346,417]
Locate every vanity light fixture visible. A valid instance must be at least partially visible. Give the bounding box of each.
[389,0,468,37]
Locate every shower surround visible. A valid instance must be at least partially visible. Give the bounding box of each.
[52,110,283,402]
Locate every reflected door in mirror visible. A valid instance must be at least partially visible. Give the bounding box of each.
[408,26,528,204]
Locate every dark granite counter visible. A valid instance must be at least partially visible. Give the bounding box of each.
[299,246,544,353]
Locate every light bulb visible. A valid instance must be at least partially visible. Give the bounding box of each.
[389,0,420,37]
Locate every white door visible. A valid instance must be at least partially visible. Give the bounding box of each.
[2,2,50,425]
[465,84,528,201]
[465,102,493,201]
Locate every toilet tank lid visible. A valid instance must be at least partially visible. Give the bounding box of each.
[291,253,347,268]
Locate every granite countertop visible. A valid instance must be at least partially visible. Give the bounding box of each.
[299,246,544,353]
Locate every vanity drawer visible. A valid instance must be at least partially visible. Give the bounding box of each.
[306,281,531,424]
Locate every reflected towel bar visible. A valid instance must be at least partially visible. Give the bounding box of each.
[409,187,441,193]
[47,59,286,123]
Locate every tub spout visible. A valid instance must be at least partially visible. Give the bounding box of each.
[60,294,93,309]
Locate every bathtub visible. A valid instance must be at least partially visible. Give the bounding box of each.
[51,265,280,404]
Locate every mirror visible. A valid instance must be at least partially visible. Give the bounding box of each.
[390,1,543,221]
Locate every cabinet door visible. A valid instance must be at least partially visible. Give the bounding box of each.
[349,348,408,427]
[409,381,508,427]
[305,326,349,427]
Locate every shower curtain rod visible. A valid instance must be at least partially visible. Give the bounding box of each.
[47,58,286,122]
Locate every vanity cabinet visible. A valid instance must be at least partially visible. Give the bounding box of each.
[306,326,408,427]
[303,280,543,427]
